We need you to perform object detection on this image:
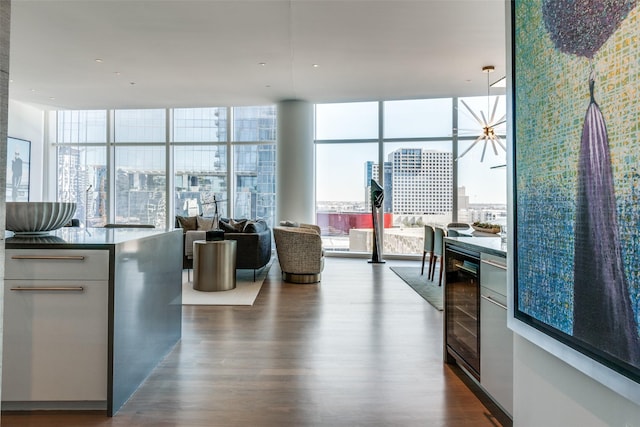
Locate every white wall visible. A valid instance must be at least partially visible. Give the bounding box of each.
[514,336,640,426]
[7,100,44,201]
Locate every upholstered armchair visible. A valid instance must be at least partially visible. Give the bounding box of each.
[273,224,324,284]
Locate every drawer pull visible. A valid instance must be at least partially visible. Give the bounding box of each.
[11,255,85,261]
[10,286,85,292]
[481,259,507,270]
[481,294,507,310]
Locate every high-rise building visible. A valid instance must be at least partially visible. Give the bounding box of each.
[390,148,452,215]
[233,106,276,224]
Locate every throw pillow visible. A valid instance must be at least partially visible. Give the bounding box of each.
[243,220,267,233]
[229,219,247,232]
[176,215,197,232]
[196,216,215,230]
[218,219,236,233]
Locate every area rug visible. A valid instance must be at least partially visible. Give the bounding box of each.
[182,260,273,306]
[390,266,444,311]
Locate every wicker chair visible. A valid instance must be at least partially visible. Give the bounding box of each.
[273,224,324,284]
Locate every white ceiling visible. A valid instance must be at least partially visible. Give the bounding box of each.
[8,0,507,110]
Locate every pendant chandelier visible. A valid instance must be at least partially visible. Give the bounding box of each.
[456,65,506,162]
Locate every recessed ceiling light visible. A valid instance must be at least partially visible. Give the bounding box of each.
[114,71,121,76]
[312,64,320,68]
[30,88,36,92]
[265,84,271,88]
[95,58,103,63]
[49,97,55,100]
[259,62,266,66]
[129,82,136,86]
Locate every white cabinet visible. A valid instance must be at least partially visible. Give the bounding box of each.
[2,249,109,406]
[480,252,513,417]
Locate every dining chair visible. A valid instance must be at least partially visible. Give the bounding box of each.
[421,225,435,276]
[430,227,445,286]
[447,222,469,229]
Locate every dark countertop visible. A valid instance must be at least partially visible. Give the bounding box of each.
[444,236,507,258]
[5,227,180,249]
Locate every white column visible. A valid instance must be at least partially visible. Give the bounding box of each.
[276,100,315,224]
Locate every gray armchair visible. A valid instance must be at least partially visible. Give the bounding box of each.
[273,224,324,284]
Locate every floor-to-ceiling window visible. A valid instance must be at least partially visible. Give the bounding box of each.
[113,109,167,226]
[56,110,108,227]
[232,106,276,226]
[382,99,453,255]
[173,107,228,219]
[52,105,276,228]
[315,102,379,252]
[315,96,506,256]
[456,95,507,226]
[52,98,502,255]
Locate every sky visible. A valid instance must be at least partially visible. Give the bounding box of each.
[314,96,507,205]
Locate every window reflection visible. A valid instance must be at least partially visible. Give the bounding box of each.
[233,144,276,227]
[174,145,227,218]
[114,146,166,226]
[114,109,166,143]
[233,106,276,142]
[174,107,227,142]
[57,146,107,227]
[57,110,106,143]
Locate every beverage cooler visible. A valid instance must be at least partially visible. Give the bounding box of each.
[444,244,481,380]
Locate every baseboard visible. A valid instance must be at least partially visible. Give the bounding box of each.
[1,400,107,412]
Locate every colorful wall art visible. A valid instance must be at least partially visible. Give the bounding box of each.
[513,0,640,384]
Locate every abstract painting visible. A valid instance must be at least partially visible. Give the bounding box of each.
[513,0,640,384]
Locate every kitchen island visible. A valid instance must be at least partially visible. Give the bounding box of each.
[2,227,183,416]
[445,235,506,257]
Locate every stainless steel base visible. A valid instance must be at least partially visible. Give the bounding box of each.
[282,272,321,284]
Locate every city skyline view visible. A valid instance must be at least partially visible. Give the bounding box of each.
[52,95,506,255]
[315,95,507,206]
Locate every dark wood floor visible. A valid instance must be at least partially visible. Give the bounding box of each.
[2,258,504,427]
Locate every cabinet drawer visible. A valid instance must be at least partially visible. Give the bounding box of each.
[480,288,513,416]
[2,279,109,401]
[480,252,507,297]
[5,249,110,281]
